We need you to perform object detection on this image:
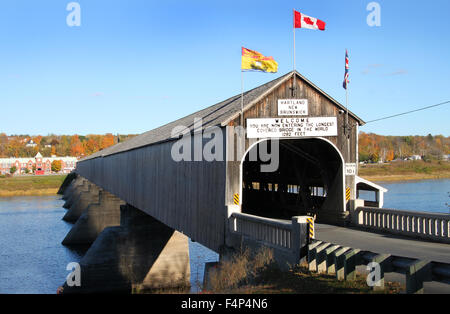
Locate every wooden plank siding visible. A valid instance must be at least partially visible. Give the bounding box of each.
[76,138,227,253]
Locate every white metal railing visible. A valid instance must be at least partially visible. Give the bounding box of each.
[307,239,450,294]
[354,207,450,243]
[230,212,293,249]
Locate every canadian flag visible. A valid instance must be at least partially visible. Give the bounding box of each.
[294,10,326,31]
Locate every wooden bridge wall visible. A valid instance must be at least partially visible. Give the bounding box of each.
[76,137,227,253]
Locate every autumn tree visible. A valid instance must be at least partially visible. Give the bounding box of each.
[70,135,84,157]
[84,137,99,155]
[386,150,395,162]
[33,135,42,145]
[51,160,62,173]
[101,133,115,149]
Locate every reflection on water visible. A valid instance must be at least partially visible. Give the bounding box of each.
[0,195,218,294]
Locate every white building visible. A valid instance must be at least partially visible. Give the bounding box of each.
[25,140,37,148]
[0,152,77,175]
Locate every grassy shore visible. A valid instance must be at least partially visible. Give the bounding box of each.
[203,247,403,294]
[358,160,450,182]
[0,174,67,197]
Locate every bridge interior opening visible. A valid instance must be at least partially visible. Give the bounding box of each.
[242,138,342,220]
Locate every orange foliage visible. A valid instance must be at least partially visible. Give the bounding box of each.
[101,133,115,150]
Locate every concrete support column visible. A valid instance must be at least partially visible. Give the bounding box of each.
[61,176,81,201]
[62,183,100,223]
[58,172,78,196]
[62,178,77,201]
[334,248,361,280]
[61,204,190,293]
[307,241,324,272]
[365,253,392,291]
[62,190,125,245]
[406,260,432,294]
[63,178,89,209]
[291,216,308,264]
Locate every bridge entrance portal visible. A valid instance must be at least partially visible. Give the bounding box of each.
[241,138,344,222]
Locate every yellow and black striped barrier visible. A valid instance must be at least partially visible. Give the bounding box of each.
[306,217,314,239]
[233,193,240,205]
[345,187,351,202]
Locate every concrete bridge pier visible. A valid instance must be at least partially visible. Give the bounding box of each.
[62,190,125,245]
[62,175,83,201]
[62,183,100,223]
[58,172,78,198]
[61,204,190,293]
[63,178,89,209]
[61,180,76,201]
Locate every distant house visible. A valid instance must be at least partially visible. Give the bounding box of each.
[25,140,37,148]
[0,152,77,175]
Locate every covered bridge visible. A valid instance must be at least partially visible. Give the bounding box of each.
[75,70,368,253]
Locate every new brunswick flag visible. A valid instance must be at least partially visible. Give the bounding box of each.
[241,47,278,73]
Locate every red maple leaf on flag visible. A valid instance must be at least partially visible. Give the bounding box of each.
[316,19,325,30]
[303,17,314,25]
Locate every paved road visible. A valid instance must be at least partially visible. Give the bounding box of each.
[314,224,450,293]
[315,224,450,263]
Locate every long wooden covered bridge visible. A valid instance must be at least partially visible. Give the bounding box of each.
[60,70,378,293]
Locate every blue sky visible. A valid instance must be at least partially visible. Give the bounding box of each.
[0,0,449,136]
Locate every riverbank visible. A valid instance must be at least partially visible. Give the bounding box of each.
[0,175,67,197]
[203,247,402,294]
[358,160,450,182]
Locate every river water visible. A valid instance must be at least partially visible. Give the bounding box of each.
[0,195,218,294]
[371,178,449,214]
[0,178,448,294]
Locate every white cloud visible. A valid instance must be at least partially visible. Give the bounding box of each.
[362,64,384,75]
[386,69,408,76]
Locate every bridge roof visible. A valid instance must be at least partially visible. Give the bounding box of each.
[81,71,365,161]
[356,176,388,193]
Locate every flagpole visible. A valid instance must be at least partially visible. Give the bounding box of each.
[241,69,244,128]
[293,9,296,97]
[241,49,245,160]
[344,49,349,137]
[346,82,349,133]
[345,49,350,159]
[346,85,351,161]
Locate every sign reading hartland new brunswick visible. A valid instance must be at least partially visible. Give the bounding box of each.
[278,99,308,116]
[246,117,338,138]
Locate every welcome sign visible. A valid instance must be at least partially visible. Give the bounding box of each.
[247,117,338,138]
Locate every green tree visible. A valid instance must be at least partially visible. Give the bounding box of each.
[10,166,17,174]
